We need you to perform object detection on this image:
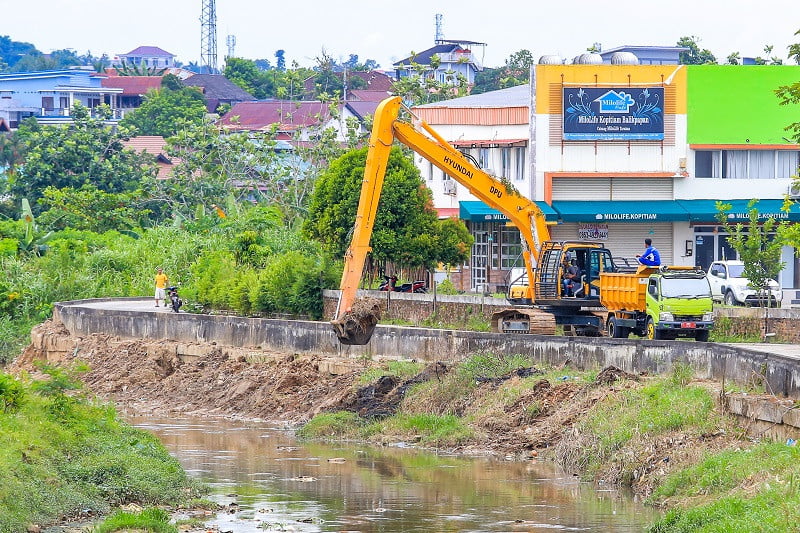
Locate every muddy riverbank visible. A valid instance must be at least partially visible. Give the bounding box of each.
[13,319,763,506]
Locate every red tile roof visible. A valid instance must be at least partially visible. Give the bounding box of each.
[101,76,163,95]
[348,90,391,102]
[218,101,335,131]
[122,136,178,179]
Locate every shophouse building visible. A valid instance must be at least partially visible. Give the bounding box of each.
[414,62,800,295]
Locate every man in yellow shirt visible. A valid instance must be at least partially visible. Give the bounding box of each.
[154,268,168,307]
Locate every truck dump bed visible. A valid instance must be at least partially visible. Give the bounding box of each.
[600,266,659,312]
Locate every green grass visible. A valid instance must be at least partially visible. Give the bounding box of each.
[296,411,362,439]
[0,371,203,531]
[649,457,800,532]
[356,360,425,386]
[363,413,474,446]
[93,507,176,533]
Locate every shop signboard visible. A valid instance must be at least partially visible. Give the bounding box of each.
[578,223,609,240]
[563,87,664,141]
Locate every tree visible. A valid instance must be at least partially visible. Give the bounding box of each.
[472,49,535,95]
[303,146,469,270]
[677,36,717,65]
[9,104,156,212]
[716,200,786,326]
[725,52,741,65]
[392,53,469,106]
[789,29,800,65]
[776,30,800,142]
[36,185,147,232]
[754,45,783,65]
[119,85,207,137]
[0,35,37,71]
[115,61,167,76]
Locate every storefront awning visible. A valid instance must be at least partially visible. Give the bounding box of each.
[676,199,800,223]
[550,200,689,222]
[459,200,559,222]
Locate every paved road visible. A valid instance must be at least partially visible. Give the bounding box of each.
[63,298,800,360]
[68,298,181,313]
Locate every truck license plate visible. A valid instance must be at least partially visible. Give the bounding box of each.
[681,322,696,329]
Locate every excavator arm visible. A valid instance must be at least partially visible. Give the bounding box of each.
[332,96,553,345]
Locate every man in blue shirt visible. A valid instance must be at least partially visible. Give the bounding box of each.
[636,238,661,266]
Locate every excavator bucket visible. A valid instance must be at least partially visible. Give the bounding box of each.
[331,301,382,345]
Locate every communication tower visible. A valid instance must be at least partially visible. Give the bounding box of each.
[226,34,236,59]
[200,0,218,73]
[435,13,444,43]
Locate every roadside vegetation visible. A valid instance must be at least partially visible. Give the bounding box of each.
[298,355,800,531]
[0,366,204,531]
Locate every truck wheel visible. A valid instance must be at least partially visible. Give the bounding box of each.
[695,330,710,342]
[607,319,628,339]
[724,290,738,306]
[646,318,663,340]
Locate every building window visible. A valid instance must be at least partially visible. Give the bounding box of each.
[478,148,489,169]
[501,148,511,179]
[428,161,433,181]
[41,97,54,111]
[515,147,525,181]
[695,150,800,179]
[500,226,523,269]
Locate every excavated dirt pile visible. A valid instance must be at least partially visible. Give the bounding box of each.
[13,320,361,422]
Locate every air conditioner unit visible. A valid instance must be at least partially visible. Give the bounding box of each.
[443,180,457,196]
[789,183,800,199]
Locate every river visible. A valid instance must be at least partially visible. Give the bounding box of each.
[133,415,660,532]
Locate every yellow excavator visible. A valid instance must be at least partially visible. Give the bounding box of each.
[331,96,617,345]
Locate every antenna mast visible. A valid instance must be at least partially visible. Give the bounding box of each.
[226,34,236,59]
[200,0,218,73]
[435,13,443,43]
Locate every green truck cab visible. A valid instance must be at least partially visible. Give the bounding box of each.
[601,266,714,341]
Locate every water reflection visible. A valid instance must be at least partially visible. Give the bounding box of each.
[132,416,658,532]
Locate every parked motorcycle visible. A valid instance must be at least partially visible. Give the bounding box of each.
[378,275,427,293]
[166,285,183,313]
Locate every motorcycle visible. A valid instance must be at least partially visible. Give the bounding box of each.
[166,285,183,313]
[378,275,427,293]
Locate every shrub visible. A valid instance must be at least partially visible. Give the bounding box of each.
[0,373,26,413]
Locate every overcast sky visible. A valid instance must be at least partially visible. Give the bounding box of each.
[4,0,799,69]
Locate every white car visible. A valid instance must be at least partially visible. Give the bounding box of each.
[706,260,782,307]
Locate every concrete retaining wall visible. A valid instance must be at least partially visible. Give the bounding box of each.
[53,298,800,399]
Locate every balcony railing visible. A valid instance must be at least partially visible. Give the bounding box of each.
[39,107,124,119]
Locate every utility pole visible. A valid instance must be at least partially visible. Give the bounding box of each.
[200,0,218,73]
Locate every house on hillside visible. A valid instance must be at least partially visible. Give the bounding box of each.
[394,39,485,86]
[116,46,176,69]
[0,70,123,128]
[302,70,394,99]
[100,76,163,117]
[181,74,256,113]
[218,100,367,141]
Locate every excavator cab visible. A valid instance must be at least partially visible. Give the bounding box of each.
[530,242,616,307]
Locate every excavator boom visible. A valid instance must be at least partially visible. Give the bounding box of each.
[332,96,556,345]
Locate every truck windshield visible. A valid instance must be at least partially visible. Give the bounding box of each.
[661,278,712,299]
[727,264,745,278]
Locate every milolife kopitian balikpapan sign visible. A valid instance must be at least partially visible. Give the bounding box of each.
[563,87,664,141]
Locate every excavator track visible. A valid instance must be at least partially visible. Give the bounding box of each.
[490,308,557,335]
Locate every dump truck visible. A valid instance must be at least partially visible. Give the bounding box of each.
[601,265,714,341]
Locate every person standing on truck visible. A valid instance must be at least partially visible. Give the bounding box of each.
[636,238,661,267]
